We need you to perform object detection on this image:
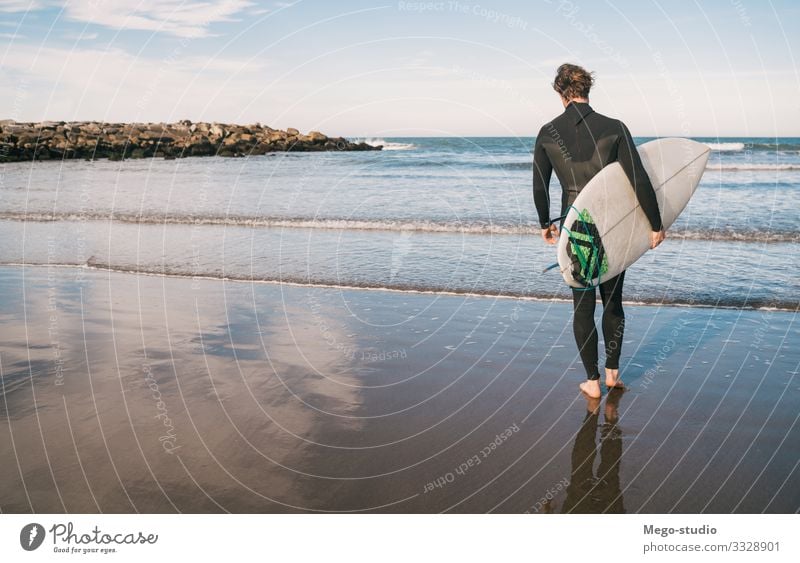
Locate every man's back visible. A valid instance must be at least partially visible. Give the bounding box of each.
[532,101,663,232]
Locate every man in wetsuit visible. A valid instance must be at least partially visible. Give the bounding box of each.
[532,63,666,398]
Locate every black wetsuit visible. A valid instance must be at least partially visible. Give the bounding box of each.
[532,101,662,380]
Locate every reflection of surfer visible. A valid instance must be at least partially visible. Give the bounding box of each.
[532,64,666,398]
[562,388,625,514]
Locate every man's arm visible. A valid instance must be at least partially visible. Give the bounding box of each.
[532,131,553,229]
[616,121,664,233]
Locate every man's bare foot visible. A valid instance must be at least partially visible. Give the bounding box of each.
[579,379,601,398]
[605,368,624,389]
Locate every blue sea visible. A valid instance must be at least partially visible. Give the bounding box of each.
[0,136,798,310]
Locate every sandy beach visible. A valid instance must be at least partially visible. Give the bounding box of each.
[0,265,797,513]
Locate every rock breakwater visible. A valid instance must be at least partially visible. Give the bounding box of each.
[0,120,381,161]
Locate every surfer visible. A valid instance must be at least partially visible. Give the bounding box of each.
[532,63,666,399]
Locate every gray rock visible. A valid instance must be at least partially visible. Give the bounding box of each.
[0,120,380,161]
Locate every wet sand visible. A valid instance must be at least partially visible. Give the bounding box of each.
[0,265,798,513]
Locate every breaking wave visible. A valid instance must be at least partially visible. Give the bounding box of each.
[1,211,797,242]
[355,138,416,151]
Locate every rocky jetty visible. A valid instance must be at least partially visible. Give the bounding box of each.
[0,120,381,161]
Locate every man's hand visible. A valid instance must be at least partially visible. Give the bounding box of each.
[541,224,559,245]
[650,229,666,249]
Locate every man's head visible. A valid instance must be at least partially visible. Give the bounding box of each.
[552,63,594,106]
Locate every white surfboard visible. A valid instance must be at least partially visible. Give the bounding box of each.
[556,138,710,288]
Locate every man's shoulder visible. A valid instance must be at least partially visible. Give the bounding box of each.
[588,110,627,131]
[543,111,569,128]
[536,113,568,139]
[584,108,618,124]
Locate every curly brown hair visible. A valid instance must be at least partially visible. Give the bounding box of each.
[552,63,595,100]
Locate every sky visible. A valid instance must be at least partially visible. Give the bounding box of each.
[1,0,798,137]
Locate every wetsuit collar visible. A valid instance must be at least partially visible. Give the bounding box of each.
[564,101,594,125]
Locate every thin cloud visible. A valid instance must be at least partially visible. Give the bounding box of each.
[62,31,98,41]
[0,0,43,12]
[181,55,268,73]
[1,0,256,37]
[0,43,273,122]
[62,0,255,38]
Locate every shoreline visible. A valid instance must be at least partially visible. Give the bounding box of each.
[1,262,797,313]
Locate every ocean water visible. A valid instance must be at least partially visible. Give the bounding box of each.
[0,136,798,310]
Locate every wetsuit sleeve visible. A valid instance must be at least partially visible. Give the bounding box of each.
[616,122,663,232]
[532,131,553,229]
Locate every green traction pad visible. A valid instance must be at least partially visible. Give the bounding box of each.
[565,208,608,287]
